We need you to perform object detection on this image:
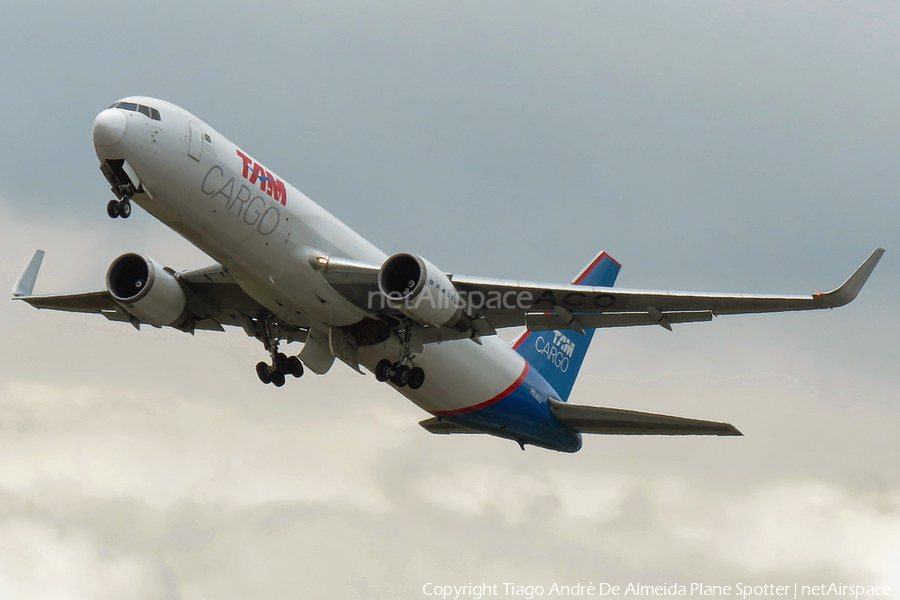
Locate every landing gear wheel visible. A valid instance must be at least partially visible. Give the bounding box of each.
[274,352,288,372]
[375,359,392,382]
[270,370,286,387]
[107,199,120,218]
[118,200,132,218]
[256,361,272,384]
[286,356,304,378]
[408,367,425,390]
[391,364,411,387]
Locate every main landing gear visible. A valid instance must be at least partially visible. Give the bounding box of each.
[256,352,303,387]
[255,315,303,386]
[375,359,425,390]
[374,318,426,389]
[107,198,132,219]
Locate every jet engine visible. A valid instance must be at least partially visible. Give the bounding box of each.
[106,253,188,327]
[378,253,469,330]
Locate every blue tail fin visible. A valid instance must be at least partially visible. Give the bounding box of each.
[513,251,621,401]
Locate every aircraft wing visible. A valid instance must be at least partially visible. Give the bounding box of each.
[12,250,273,333]
[320,248,884,335]
[453,248,884,332]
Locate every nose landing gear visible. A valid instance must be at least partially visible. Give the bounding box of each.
[101,159,139,219]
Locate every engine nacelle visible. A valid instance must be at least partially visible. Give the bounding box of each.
[378,253,469,329]
[106,253,187,327]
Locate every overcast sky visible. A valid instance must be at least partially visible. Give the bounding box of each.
[1,1,898,598]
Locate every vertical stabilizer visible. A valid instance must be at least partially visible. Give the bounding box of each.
[513,251,620,401]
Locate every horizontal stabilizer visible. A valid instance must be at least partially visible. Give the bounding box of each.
[419,417,480,435]
[549,399,742,436]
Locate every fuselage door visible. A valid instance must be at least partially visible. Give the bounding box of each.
[188,121,203,161]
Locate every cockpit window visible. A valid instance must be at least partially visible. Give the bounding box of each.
[110,102,162,121]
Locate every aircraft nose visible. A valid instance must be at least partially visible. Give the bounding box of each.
[93,108,127,146]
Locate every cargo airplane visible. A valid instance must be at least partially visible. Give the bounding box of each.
[12,97,884,452]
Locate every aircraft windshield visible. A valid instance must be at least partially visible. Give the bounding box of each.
[109,102,161,121]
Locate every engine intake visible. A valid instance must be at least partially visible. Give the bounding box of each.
[106,253,187,327]
[378,253,469,329]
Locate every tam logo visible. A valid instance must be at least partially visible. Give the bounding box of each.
[552,331,575,357]
[236,150,287,206]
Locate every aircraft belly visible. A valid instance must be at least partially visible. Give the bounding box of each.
[358,337,581,451]
[359,336,517,411]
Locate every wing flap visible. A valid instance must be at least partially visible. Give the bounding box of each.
[549,399,742,436]
[525,310,713,331]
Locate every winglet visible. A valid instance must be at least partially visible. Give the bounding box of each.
[12,250,45,297]
[818,248,885,307]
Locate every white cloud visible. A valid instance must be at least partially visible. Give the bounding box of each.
[657,480,900,583]
[0,377,403,512]
[0,517,161,600]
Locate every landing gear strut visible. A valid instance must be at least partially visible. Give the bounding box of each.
[255,316,304,386]
[107,198,132,219]
[374,319,427,389]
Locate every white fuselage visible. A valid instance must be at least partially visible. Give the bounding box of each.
[93,97,527,416]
